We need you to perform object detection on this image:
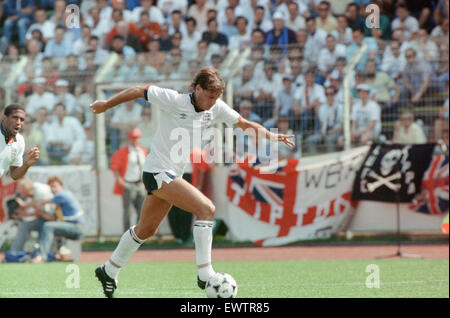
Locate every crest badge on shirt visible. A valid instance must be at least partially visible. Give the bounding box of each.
[202,111,212,125]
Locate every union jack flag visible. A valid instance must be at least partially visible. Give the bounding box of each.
[410,155,449,215]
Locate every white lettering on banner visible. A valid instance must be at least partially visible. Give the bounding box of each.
[270,206,283,225]
[254,201,261,220]
[230,182,246,205]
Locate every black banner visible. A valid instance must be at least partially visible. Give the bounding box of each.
[352,143,435,202]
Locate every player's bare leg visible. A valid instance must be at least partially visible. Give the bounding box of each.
[96,195,171,297]
[152,177,216,288]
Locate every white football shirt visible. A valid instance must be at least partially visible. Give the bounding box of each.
[0,131,25,178]
[144,85,241,177]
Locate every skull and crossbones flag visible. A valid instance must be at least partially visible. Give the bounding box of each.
[352,143,436,202]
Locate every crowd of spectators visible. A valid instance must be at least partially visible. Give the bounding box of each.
[0,0,448,161]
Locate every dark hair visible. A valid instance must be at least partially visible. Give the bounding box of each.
[207,18,217,26]
[185,16,197,26]
[306,17,316,23]
[190,67,225,94]
[235,16,248,26]
[4,104,25,116]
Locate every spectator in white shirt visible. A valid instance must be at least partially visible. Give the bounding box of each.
[168,9,188,36]
[158,0,188,18]
[317,34,346,80]
[254,61,283,119]
[306,85,344,153]
[232,63,259,102]
[249,5,273,33]
[110,100,143,149]
[284,1,306,32]
[180,17,202,55]
[391,3,419,40]
[218,6,239,40]
[26,77,57,116]
[46,103,86,164]
[132,0,165,25]
[25,8,55,44]
[331,14,353,45]
[54,80,78,117]
[381,40,406,84]
[111,0,135,22]
[228,16,251,50]
[187,0,216,34]
[85,6,111,40]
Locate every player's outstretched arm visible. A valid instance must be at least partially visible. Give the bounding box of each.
[9,147,40,180]
[90,86,147,114]
[234,117,295,148]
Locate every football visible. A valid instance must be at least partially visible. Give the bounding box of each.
[205,272,238,298]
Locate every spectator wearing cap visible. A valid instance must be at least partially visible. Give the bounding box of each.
[265,11,297,52]
[317,34,346,82]
[284,1,305,32]
[341,84,381,146]
[264,75,296,129]
[315,1,337,33]
[25,77,57,116]
[306,85,344,153]
[44,26,73,60]
[2,0,34,49]
[292,69,326,133]
[393,110,427,144]
[110,127,149,232]
[187,0,216,34]
[46,103,86,164]
[54,79,78,117]
[391,3,419,40]
[228,16,251,50]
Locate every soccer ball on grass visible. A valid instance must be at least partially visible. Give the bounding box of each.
[205,272,238,298]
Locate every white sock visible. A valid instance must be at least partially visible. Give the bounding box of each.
[104,226,145,280]
[193,220,215,282]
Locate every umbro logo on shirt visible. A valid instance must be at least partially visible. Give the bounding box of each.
[180,113,187,119]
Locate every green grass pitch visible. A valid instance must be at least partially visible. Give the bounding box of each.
[0,259,448,298]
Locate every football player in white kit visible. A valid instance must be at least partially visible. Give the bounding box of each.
[91,67,294,298]
[0,104,40,179]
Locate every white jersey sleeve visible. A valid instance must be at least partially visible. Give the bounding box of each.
[12,134,25,167]
[145,85,180,113]
[215,100,241,127]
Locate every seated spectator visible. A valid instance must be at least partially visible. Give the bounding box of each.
[73,82,95,127]
[391,3,419,40]
[392,110,427,144]
[346,27,379,72]
[254,61,283,119]
[309,85,344,153]
[381,40,406,84]
[433,0,449,27]
[145,38,166,70]
[431,18,449,46]
[30,176,84,263]
[131,0,165,25]
[130,53,158,81]
[44,26,73,60]
[234,100,260,159]
[109,100,143,150]
[305,17,328,64]
[136,10,160,49]
[218,6,238,40]
[2,0,34,49]
[315,1,337,33]
[342,84,381,146]
[317,34,346,82]
[265,11,297,53]
[158,23,173,52]
[46,103,85,164]
[36,57,59,91]
[331,15,353,45]
[54,79,78,116]
[187,0,216,34]
[110,0,134,22]
[59,54,88,89]
[109,34,137,63]
[26,77,57,116]
[8,178,54,255]
[181,17,202,55]
[136,107,156,151]
[158,0,188,18]
[168,9,187,36]
[239,99,262,123]
[25,8,55,44]
[434,82,449,143]
[408,28,440,64]
[274,116,298,159]
[292,69,326,133]
[168,47,189,78]
[202,18,228,47]
[364,59,400,113]
[400,48,439,107]
[68,125,95,165]
[31,106,51,136]
[72,25,92,56]
[228,16,251,51]
[84,6,111,39]
[249,5,273,33]
[21,119,49,165]
[170,30,182,50]
[49,0,68,27]
[232,63,258,103]
[107,20,143,53]
[284,1,305,32]
[345,2,365,31]
[264,75,296,129]
[250,29,266,47]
